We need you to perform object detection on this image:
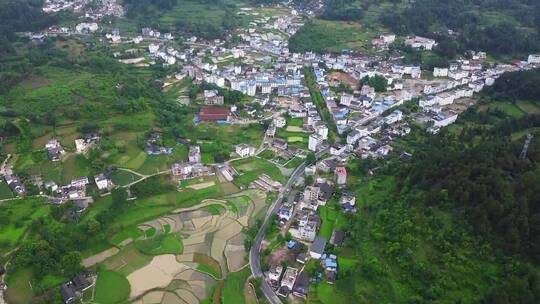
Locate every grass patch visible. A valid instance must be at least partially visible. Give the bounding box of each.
[222,267,251,304]
[0,197,48,252]
[287,117,304,127]
[289,19,375,53]
[316,282,350,304]
[258,149,275,160]
[287,136,304,143]
[226,196,251,215]
[102,245,153,276]
[111,169,139,186]
[110,226,144,246]
[145,227,156,238]
[135,233,183,255]
[202,204,226,215]
[517,100,540,114]
[197,264,221,279]
[285,156,303,169]
[318,205,339,240]
[95,270,130,304]
[5,268,33,304]
[61,153,91,184]
[485,101,525,118]
[0,182,14,199]
[231,157,285,188]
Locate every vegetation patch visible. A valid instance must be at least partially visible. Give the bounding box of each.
[111,169,140,186]
[222,267,251,304]
[287,136,304,143]
[135,233,183,256]
[231,157,285,188]
[4,268,34,304]
[95,269,131,304]
[289,19,374,53]
[318,204,339,240]
[0,182,14,199]
[0,197,48,252]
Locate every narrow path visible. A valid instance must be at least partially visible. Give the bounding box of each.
[117,167,146,178]
[121,169,171,188]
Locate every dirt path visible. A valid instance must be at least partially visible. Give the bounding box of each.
[82,247,120,267]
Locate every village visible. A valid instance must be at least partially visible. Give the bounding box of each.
[2,1,540,304]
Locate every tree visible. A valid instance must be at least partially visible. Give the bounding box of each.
[61,251,83,277]
[306,152,316,165]
[360,75,388,92]
[111,187,128,211]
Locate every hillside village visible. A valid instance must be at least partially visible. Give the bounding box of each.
[2,1,540,304]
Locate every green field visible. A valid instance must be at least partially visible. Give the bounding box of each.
[231,157,285,188]
[516,100,540,114]
[284,156,304,169]
[94,270,131,303]
[484,101,525,117]
[197,263,221,279]
[318,205,339,240]
[110,169,140,186]
[97,185,224,247]
[287,136,304,143]
[0,197,48,252]
[222,267,251,304]
[258,149,276,160]
[5,269,34,304]
[289,19,375,53]
[135,233,183,255]
[287,117,304,127]
[0,182,14,199]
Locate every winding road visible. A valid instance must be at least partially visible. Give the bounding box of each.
[249,148,328,304]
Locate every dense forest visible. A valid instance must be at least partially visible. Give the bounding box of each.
[0,0,59,94]
[319,0,364,21]
[0,0,57,54]
[379,0,540,56]
[402,69,540,263]
[328,70,540,303]
[484,69,540,102]
[124,0,242,39]
[336,116,540,302]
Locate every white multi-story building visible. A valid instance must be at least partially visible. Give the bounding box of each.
[432,111,458,128]
[405,36,437,50]
[235,144,256,158]
[527,54,540,64]
[340,93,354,107]
[347,130,362,145]
[273,116,286,128]
[433,67,449,77]
[314,123,328,140]
[308,133,323,151]
[94,173,111,191]
[189,146,201,163]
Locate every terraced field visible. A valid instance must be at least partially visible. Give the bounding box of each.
[87,190,267,304]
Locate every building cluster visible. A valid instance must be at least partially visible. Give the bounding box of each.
[43,0,125,20]
[60,273,95,304]
[171,145,213,181]
[267,157,354,298]
[11,2,540,302]
[45,138,65,162]
[44,171,113,208]
[75,133,100,154]
[4,175,25,196]
[145,132,173,155]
